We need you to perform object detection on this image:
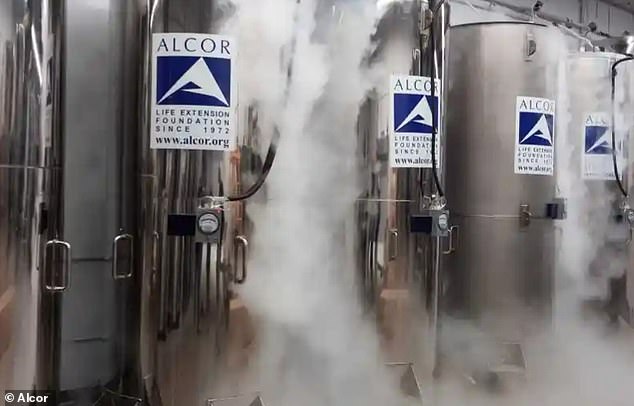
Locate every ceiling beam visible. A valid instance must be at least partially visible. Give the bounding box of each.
[598,0,634,14]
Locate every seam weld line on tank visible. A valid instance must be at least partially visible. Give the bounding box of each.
[0,164,50,170]
[355,198,414,203]
[453,213,552,219]
[72,257,113,262]
[72,336,109,343]
[208,393,261,402]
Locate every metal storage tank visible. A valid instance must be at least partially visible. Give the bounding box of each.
[354,0,449,380]
[0,0,67,398]
[355,0,420,361]
[442,22,562,376]
[566,51,633,326]
[567,52,629,186]
[137,1,264,405]
[50,1,140,402]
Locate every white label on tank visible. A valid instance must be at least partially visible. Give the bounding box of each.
[151,33,237,151]
[514,96,555,176]
[389,74,441,168]
[582,112,623,180]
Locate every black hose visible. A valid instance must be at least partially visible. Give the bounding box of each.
[610,55,633,198]
[226,1,301,202]
[226,127,280,201]
[423,0,448,30]
[418,30,425,198]
[429,2,444,198]
[432,0,448,14]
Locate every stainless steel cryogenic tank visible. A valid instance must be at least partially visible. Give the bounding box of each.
[567,51,634,325]
[567,52,628,185]
[0,0,67,397]
[443,22,562,359]
[137,1,264,405]
[355,0,449,383]
[355,1,421,361]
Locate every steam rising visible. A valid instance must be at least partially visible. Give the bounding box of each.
[220,1,405,404]
[436,30,634,406]
[219,2,634,404]
[546,48,634,406]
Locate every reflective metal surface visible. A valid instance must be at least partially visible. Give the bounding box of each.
[354,0,449,373]
[443,22,560,363]
[565,52,634,326]
[138,1,260,405]
[56,0,141,401]
[355,1,418,364]
[567,52,625,184]
[0,0,66,397]
[567,53,629,209]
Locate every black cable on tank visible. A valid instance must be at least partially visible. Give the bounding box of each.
[610,55,633,198]
[227,128,280,202]
[429,1,445,198]
[418,31,426,198]
[226,0,301,202]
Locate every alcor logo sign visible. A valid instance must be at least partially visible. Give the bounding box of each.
[151,34,236,151]
[390,75,441,168]
[515,96,555,176]
[582,112,623,180]
[157,57,230,107]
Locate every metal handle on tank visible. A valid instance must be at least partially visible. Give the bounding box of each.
[112,233,134,280]
[525,29,537,61]
[389,229,399,260]
[443,225,459,255]
[367,229,375,290]
[233,235,248,284]
[44,239,72,291]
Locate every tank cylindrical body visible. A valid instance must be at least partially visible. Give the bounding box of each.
[0,0,66,396]
[355,2,420,365]
[138,1,259,405]
[567,52,634,323]
[51,1,141,398]
[567,52,629,186]
[355,0,419,323]
[444,22,560,343]
[354,0,449,370]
